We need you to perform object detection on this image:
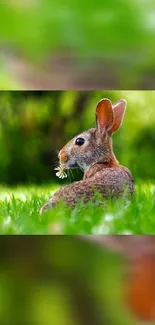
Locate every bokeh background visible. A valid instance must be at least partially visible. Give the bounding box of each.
[1,1,155,89]
[0,90,155,186]
[0,235,147,325]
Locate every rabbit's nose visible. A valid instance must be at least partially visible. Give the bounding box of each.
[59,150,69,163]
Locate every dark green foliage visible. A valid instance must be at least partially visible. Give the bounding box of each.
[0,236,136,325]
[0,90,155,184]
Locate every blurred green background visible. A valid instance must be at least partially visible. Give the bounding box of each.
[0,90,154,185]
[0,0,155,89]
[0,236,136,325]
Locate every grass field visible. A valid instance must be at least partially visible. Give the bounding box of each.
[0,181,155,234]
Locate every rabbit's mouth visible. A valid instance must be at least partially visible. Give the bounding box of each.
[65,162,79,169]
[61,161,79,169]
[69,163,79,168]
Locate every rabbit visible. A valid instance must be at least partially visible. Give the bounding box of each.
[40,98,134,214]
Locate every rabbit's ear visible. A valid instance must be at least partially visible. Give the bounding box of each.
[96,98,114,134]
[109,99,126,135]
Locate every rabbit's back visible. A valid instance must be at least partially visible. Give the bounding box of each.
[84,164,134,196]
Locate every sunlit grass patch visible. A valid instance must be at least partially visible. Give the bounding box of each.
[0,181,155,234]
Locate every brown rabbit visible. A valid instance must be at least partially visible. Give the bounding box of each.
[40,98,134,214]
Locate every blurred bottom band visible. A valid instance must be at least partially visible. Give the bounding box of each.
[0,235,155,325]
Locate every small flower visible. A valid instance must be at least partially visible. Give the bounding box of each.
[54,165,68,179]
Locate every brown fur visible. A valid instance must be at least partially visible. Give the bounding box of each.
[40,98,134,213]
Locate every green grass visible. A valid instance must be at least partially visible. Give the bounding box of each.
[0,181,155,234]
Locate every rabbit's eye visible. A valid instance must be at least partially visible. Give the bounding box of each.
[75,138,85,146]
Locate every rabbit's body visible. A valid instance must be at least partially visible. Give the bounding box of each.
[40,98,134,213]
[52,164,133,207]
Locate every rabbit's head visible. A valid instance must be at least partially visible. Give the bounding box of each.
[58,98,126,172]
